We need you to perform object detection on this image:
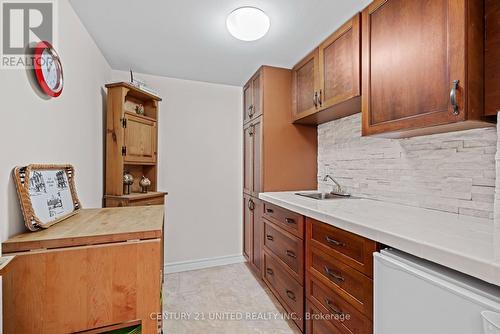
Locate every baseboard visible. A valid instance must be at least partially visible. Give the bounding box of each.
[164,254,246,274]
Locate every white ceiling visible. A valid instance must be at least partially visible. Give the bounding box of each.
[70,0,371,86]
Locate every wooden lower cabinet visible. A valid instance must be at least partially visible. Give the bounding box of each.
[307,218,377,333]
[308,246,373,317]
[306,302,344,334]
[306,276,372,333]
[258,202,378,333]
[308,218,377,277]
[263,251,304,331]
[258,203,305,332]
[263,219,304,283]
[243,194,263,275]
[263,202,305,239]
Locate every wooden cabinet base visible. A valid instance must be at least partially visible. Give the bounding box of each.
[3,240,162,334]
[306,302,344,334]
[262,250,304,332]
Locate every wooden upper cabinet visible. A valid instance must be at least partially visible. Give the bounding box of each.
[243,122,253,195]
[123,113,157,164]
[242,66,317,195]
[243,116,263,197]
[362,0,491,138]
[486,0,500,116]
[251,72,262,119]
[292,49,319,121]
[243,83,252,124]
[252,117,262,195]
[319,13,361,112]
[243,72,262,124]
[293,14,362,125]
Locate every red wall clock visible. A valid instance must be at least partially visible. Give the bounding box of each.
[33,41,64,98]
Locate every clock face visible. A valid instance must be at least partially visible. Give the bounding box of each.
[34,41,64,97]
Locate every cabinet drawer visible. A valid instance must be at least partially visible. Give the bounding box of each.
[263,219,304,283]
[307,276,372,333]
[308,218,377,277]
[263,251,304,331]
[308,247,372,318]
[263,202,304,239]
[306,302,343,334]
[129,196,164,207]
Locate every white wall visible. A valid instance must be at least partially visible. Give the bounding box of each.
[0,0,111,331]
[0,0,111,241]
[112,70,243,269]
[318,113,497,220]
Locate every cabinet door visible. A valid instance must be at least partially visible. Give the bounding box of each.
[362,0,467,136]
[251,117,263,196]
[292,49,320,121]
[124,113,157,164]
[251,198,263,273]
[486,0,500,116]
[250,72,262,120]
[243,122,253,195]
[243,82,252,124]
[319,13,360,110]
[243,194,253,262]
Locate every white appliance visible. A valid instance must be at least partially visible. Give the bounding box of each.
[374,249,500,334]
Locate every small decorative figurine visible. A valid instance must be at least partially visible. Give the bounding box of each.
[123,172,134,195]
[139,176,151,193]
[135,104,145,115]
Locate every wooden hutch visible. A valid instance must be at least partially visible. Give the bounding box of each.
[104,82,167,207]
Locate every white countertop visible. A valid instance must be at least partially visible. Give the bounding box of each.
[259,191,500,286]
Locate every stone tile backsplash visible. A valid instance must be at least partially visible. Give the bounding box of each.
[318,113,497,219]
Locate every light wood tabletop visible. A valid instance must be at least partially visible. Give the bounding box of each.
[3,206,164,253]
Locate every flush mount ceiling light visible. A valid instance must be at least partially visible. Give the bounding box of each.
[226,7,270,41]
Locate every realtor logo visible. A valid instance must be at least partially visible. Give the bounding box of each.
[1,0,56,69]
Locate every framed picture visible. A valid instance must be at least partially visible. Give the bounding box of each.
[13,164,82,231]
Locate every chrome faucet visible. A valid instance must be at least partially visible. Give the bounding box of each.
[323,174,344,194]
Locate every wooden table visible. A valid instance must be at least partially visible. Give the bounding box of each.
[2,206,165,334]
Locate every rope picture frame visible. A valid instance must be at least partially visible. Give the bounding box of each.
[12,164,82,231]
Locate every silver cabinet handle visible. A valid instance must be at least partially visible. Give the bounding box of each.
[325,236,345,247]
[324,266,345,282]
[324,299,344,316]
[248,199,255,211]
[286,250,297,259]
[450,80,460,115]
[313,92,318,108]
[248,105,254,117]
[286,290,296,301]
[318,89,323,107]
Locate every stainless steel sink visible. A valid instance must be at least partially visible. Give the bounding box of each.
[295,192,352,200]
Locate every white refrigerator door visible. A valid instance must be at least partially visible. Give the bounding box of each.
[374,250,500,334]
